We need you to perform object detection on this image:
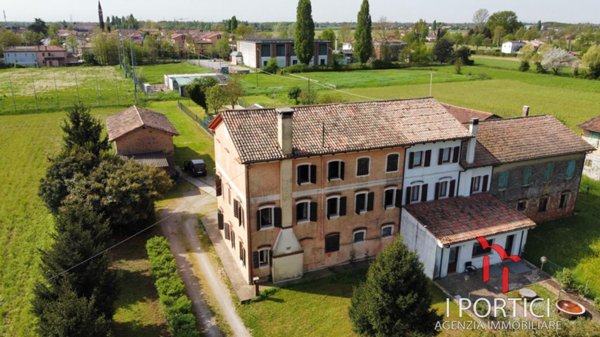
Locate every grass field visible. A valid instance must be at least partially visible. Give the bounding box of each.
[137,63,212,84]
[238,266,476,337]
[525,177,600,299]
[0,67,134,115]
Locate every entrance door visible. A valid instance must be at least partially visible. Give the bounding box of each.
[505,235,515,256]
[447,247,459,274]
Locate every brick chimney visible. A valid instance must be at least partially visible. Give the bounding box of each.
[466,118,479,164]
[276,107,294,156]
[522,105,530,117]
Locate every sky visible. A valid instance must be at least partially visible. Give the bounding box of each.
[2,0,599,24]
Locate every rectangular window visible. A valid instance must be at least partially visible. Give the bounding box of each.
[522,167,533,186]
[231,231,235,248]
[325,233,340,253]
[384,189,396,208]
[410,186,421,202]
[319,43,328,55]
[411,151,423,168]
[276,44,285,56]
[471,176,482,194]
[439,147,452,164]
[259,208,274,229]
[559,192,569,209]
[224,223,230,240]
[386,154,399,172]
[297,164,316,185]
[498,172,509,190]
[258,248,270,267]
[327,196,346,218]
[538,196,549,212]
[438,181,449,198]
[472,239,494,257]
[544,163,554,181]
[566,160,576,179]
[356,158,370,176]
[517,199,527,211]
[328,160,344,180]
[355,192,367,214]
[381,224,394,238]
[260,44,271,57]
[353,230,366,243]
[296,202,309,223]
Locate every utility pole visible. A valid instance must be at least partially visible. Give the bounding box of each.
[130,39,138,104]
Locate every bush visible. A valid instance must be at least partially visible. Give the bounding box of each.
[147,237,200,337]
[455,46,474,66]
[519,60,530,72]
[262,57,279,74]
[556,268,579,292]
[535,61,546,74]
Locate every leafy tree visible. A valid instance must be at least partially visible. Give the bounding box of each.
[486,11,522,34]
[492,26,506,47]
[338,24,352,43]
[412,19,429,43]
[294,0,315,65]
[320,28,337,48]
[90,32,120,65]
[39,148,99,214]
[582,44,600,79]
[33,280,111,337]
[22,30,42,46]
[28,18,48,34]
[227,16,239,33]
[206,85,228,115]
[63,157,172,234]
[354,0,373,63]
[288,86,302,104]
[34,202,116,319]
[233,24,255,39]
[348,238,441,336]
[142,34,159,64]
[223,76,244,109]
[454,57,463,74]
[62,103,109,157]
[541,47,578,74]
[432,38,454,63]
[455,46,473,65]
[472,9,489,32]
[186,76,219,111]
[262,57,279,74]
[0,29,22,54]
[210,32,232,59]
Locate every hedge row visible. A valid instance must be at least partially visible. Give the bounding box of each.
[146,236,200,337]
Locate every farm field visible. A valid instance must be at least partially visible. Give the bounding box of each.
[0,66,135,115]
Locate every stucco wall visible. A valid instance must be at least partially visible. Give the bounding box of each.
[582,131,600,180]
[400,209,440,278]
[458,166,493,197]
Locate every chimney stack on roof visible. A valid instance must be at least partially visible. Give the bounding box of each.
[522,105,530,117]
[276,107,294,156]
[466,118,479,164]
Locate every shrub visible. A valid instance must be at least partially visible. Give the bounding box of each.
[535,61,546,73]
[262,57,279,74]
[519,61,530,72]
[147,236,200,337]
[288,86,302,104]
[556,268,578,292]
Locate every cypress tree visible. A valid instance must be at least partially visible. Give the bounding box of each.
[33,202,117,323]
[354,0,373,63]
[348,237,441,336]
[294,0,315,65]
[61,103,109,157]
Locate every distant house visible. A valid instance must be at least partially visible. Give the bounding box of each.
[106,106,179,174]
[236,38,332,68]
[163,73,229,96]
[502,41,526,54]
[579,116,600,180]
[3,46,67,67]
[374,39,407,61]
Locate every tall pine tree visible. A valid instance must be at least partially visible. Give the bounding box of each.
[294,0,315,65]
[349,238,441,336]
[61,103,109,157]
[354,0,373,63]
[33,202,117,329]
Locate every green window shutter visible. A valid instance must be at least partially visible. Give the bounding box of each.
[566,160,576,179]
[544,163,554,181]
[498,172,509,189]
[522,167,533,186]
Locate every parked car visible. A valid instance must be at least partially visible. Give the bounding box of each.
[183,159,207,177]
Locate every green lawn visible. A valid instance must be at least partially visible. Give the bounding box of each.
[525,176,600,299]
[137,62,212,84]
[238,266,475,337]
[0,66,134,115]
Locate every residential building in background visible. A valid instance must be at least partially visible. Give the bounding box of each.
[579,116,600,180]
[502,40,526,54]
[236,38,332,68]
[3,46,67,67]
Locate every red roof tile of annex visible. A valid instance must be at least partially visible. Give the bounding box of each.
[404,193,536,246]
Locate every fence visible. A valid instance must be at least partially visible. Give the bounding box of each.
[177,100,214,136]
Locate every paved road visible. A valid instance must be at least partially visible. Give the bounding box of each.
[160,176,251,337]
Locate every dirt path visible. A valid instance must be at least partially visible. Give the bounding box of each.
[160,185,251,337]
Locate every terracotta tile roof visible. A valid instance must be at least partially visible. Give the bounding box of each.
[120,151,170,168]
[405,193,536,246]
[476,116,594,164]
[442,103,501,124]
[460,140,501,169]
[106,106,179,141]
[579,116,600,133]
[219,98,471,164]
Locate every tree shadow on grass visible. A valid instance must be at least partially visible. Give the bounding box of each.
[112,321,169,337]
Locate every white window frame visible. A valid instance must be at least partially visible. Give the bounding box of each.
[355,191,369,214]
[411,151,423,168]
[258,206,275,230]
[295,199,311,224]
[327,160,343,181]
[471,176,482,194]
[386,153,400,173]
[296,163,313,185]
[257,247,271,268]
[383,187,397,209]
[441,147,452,164]
[410,184,422,203]
[356,157,371,177]
[353,229,367,243]
[326,195,341,219]
[438,180,449,199]
[381,224,394,238]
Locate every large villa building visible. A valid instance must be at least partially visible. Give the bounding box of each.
[209,98,593,284]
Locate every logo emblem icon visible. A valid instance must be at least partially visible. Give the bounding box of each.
[477,236,521,293]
